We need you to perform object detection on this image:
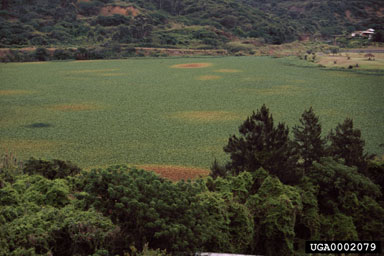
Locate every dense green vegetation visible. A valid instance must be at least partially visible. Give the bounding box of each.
[1,56,383,168]
[1,105,384,255]
[1,0,383,50]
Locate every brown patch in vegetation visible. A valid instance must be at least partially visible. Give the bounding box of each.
[169,111,243,122]
[0,90,32,96]
[197,75,221,80]
[170,63,213,69]
[345,10,356,22]
[138,164,210,181]
[100,6,139,17]
[215,69,242,73]
[49,103,101,111]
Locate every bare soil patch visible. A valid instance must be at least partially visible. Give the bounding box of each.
[169,111,243,122]
[197,75,221,80]
[100,6,139,17]
[138,164,210,181]
[345,10,356,22]
[170,63,213,69]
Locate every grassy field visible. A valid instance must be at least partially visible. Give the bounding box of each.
[317,52,384,70]
[1,56,383,176]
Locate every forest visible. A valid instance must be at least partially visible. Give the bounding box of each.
[1,0,384,50]
[1,105,383,255]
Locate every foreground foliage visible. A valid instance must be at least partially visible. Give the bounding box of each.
[1,105,384,255]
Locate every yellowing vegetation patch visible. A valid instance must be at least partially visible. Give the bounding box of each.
[138,164,210,181]
[67,69,119,74]
[215,69,242,73]
[1,139,58,152]
[12,62,47,65]
[49,103,102,111]
[98,73,126,77]
[169,111,243,122]
[170,63,213,68]
[0,90,32,96]
[197,75,221,80]
[239,85,305,95]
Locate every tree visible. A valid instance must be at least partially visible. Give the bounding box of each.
[328,118,367,170]
[34,47,50,61]
[80,166,241,254]
[372,30,384,42]
[0,174,116,256]
[209,158,228,179]
[223,104,299,184]
[308,158,384,241]
[293,107,326,171]
[308,158,381,214]
[246,176,303,255]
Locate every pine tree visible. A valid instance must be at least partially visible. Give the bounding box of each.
[329,118,367,170]
[293,107,326,171]
[223,104,299,183]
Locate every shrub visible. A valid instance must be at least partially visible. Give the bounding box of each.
[34,47,50,61]
[53,49,74,60]
[23,158,81,180]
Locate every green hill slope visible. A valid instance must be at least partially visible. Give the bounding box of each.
[0,0,383,48]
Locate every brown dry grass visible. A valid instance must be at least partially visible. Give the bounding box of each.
[317,53,384,70]
[197,75,221,80]
[170,63,213,68]
[49,103,101,111]
[138,164,210,181]
[0,90,32,96]
[169,111,243,122]
[215,69,242,73]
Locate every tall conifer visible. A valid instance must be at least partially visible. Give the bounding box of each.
[329,118,367,170]
[293,107,326,171]
[224,104,299,183]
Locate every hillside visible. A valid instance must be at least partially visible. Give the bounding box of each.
[0,0,383,49]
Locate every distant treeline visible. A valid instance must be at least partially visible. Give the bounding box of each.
[1,105,384,255]
[1,45,139,62]
[0,45,231,62]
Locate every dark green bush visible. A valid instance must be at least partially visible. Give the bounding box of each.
[23,158,81,179]
[34,47,50,61]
